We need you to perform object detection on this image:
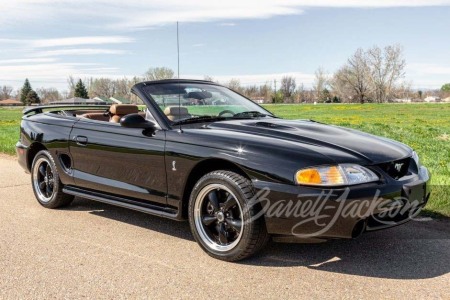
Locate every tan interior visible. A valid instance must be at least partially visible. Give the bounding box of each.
[164,106,191,121]
[109,104,139,123]
[82,112,110,121]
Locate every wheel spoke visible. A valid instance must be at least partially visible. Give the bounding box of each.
[222,194,237,212]
[45,164,51,176]
[202,215,217,226]
[226,218,242,232]
[38,165,46,176]
[207,190,220,210]
[218,223,228,244]
[39,181,46,190]
[45,184,51,197]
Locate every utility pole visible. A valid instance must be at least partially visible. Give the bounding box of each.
[274,79,277,94]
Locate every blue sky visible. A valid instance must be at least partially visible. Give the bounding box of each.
[1,0,449,91]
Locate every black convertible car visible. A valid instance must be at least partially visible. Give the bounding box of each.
[17,79,430,261]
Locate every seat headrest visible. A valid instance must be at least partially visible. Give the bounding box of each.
[164,106,189,115]
[110,104,138,115]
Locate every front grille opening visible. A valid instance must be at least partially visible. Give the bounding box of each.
[377,157,411,180]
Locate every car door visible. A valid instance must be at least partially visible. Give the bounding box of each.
[69,118,167,205]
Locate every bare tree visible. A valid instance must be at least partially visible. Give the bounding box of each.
[0,85,14,100]
[114,78,130,98]
[366,45,405,102]
[67,75,76,98]
[313,67,329,101]
[333,48,371,103]
[258,83,272,103]
[144,67,175,81]
[36,87,61,103]
[203,75,215,82]
[89,78,116,98]
[280,76,296,100]
[226,78,243,94]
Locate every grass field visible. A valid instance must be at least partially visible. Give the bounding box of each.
[1,103,449,216]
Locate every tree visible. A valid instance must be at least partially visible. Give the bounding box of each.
[441,83,450,92]
[25,90,40,105]
[89,78,116,98]
[333,48,371,103]
[418,90,423,99]
[0,85,14,100]
[36,88,61,103]
[322,88,331,102]
[74,79,89,99]
[313,67,328,101]
[20,79,32,105]
[366,45,405,103]
[144,67,175,80]
[271,91,284,103]
[226,78,244,94]
[280,76,296,100]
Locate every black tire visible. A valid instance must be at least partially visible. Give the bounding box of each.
[188,170,269,261]
[31,150,74,209]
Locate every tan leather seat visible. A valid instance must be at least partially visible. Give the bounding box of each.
[109,104,139,123]
[164,106,191,121]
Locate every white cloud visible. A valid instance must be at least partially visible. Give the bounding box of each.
[219,23,237,27]
[30,36,135,48]
[408,63,450,75]
[0,58,57,64]
[33,48,128,57]
[2,0,450,29]
[0,36,134,48]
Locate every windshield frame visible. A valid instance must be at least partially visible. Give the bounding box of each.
[133,80,275,129]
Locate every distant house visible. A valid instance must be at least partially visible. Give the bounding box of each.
[48,97,106,105]
[110,96,132,104]
[0,99,23,106]
[393,98,412,103]
[424,96,440,102]
[251,98,265,104]
[93,96,114,104]
[442,97,450,103]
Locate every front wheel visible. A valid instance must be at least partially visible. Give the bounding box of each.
[188,170,269,261]
[31,150,74,209]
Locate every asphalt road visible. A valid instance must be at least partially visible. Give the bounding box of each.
[1,155,449,299]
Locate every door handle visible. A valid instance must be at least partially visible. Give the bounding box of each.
[74,136,88,146]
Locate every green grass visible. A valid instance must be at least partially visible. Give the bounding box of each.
[0,107,22,155]
[1,103,449,216]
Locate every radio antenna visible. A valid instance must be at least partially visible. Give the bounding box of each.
[177,21,180,79]
[176,21,182,132]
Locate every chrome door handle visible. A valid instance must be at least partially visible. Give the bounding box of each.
[74,136,88,146]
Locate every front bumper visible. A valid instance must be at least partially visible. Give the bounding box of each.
[253,166,430,240]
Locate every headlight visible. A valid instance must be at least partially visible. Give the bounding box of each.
[295,164,379,186]
[412,151,420,166]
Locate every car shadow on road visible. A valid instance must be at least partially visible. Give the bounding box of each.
[246,219,450,279]
[67,197,194,241]
[67,197,450,280]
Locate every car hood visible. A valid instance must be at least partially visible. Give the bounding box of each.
[207,118,412,165]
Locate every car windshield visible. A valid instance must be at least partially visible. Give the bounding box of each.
[143,82,274,124]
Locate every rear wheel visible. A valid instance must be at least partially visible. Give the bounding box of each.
[188,170,269,261]
[31,150,74,208]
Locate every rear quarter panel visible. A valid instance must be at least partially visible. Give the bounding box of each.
[20,113,78,185]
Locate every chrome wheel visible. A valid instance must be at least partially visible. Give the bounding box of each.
[194,184,244,252]
[32,157,55,203]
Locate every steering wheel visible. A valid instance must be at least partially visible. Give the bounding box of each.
[218,110,235,117]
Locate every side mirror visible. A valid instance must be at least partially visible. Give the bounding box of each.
[120,113,156,130]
